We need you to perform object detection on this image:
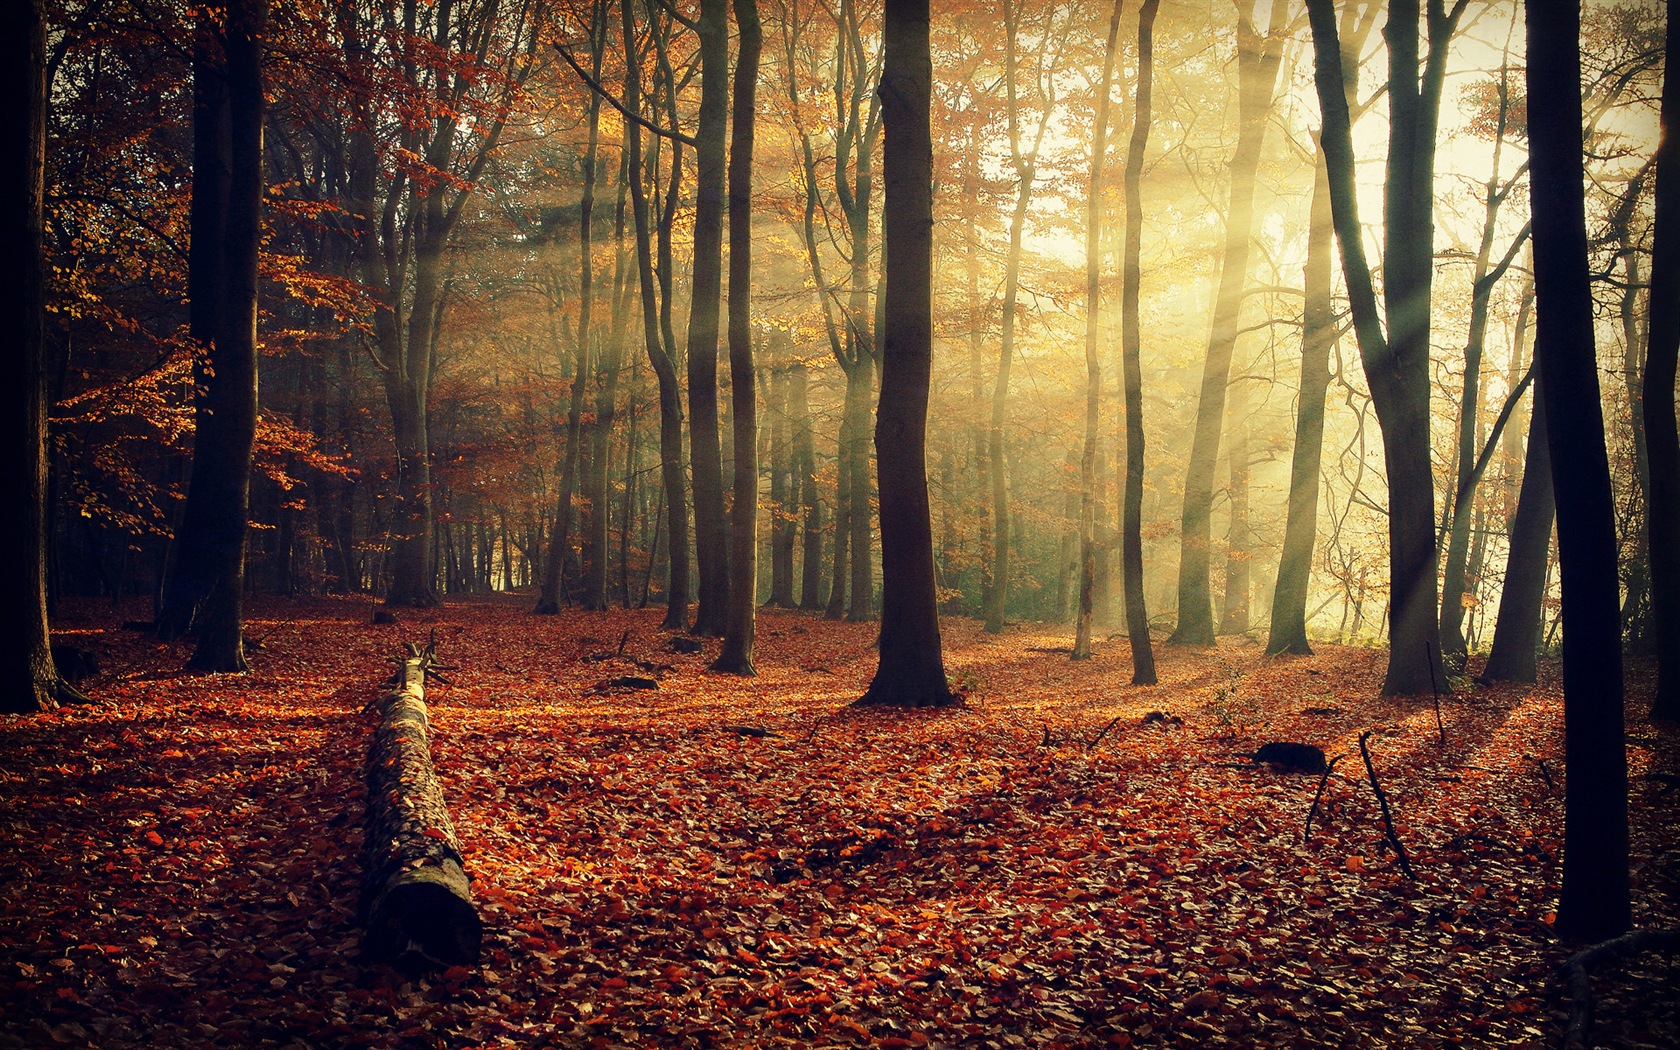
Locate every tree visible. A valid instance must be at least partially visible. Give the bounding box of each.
[1306,0,1462,695]
[1645,0,1679,720]
[1169,0,1287,646]
[340,0,544,608]
[1118,0,1160,686]
[1073,0,1125,661]
[2,0,86,713]
[619,0,693,630]
[1481,372,1553,685]
[687,0,731,636]
[984,0,1063,634]
[1526,0,1630,943]
[1269,1,1380,657]
[713,0,762,675]
[856,0,951,709]
[156,0,268,672]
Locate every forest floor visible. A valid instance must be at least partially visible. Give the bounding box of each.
[2,593,1677,1050]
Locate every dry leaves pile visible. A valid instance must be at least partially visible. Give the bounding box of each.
[3,594,1677,1049]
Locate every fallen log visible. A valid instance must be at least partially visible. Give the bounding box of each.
[360,641,480,968]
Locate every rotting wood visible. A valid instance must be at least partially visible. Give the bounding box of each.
[360,640,480,968]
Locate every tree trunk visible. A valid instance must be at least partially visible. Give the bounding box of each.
[857,0,952,709]
[1119,0,1161,685]
[688,0,731,637]
[713,0,761,676]
[1218,377,1252,636]
[361,644,480,967]
[1171,0,1286,646]
[1268,144,1336,656]
[1647,3,1680,720]
[1526,1,1630,943]
[1074,0,1124,661]
[622,0,692,630]
[845,356,875,621]
[1482,383,1554,684]
[1307,0,1454,696]
[2,0,85,712]
[768,355,797,607]
[793,362,824,610]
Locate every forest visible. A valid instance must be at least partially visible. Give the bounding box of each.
[3,0,1678,1046]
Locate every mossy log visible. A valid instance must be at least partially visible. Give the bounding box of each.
[360,642,480,967]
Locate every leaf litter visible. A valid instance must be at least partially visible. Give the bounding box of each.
[3,594,1677,1049]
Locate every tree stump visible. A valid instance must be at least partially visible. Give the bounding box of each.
[360,642,480,967]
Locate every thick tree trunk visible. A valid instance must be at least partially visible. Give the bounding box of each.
[2,0,85,712]
[857,0,952,709]
[1645,4,1680,720]
[1526,2,1630,943]
[713,0,761,676]
[688,0,731,637]
[361,644,480,966]
[1172,0,1286,645]
[1119,0,1161,686]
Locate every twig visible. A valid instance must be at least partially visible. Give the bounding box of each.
[721,725,780,739]
[617,628,631,656]
[1560,929,1680,1050]
[1426,642,1447,747]
[1304,754,1348,842]
[1040,725,1054,748]
[1525,754,1556,789]
[1086,715,1123,751]
[1358,731,1415,878]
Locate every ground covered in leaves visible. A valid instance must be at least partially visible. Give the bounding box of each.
[4,594,1678,1049]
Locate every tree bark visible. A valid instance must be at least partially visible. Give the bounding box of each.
[1645,3,1680,720]
[1307,0,1456,696]
[688,0,731,637]
[857,0,952,709]
[1119,0,1161,686]
[713,0,761,676]
[793,362,824,610]
[2,0,85,712]
[1481,380,1554,684]
[1526,1,1630,943]
[361,644,480,967]
[622,0,692,630]
[1074,0,1125,661]
[1171,0,1286,645]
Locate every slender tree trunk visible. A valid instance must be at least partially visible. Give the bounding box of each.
[714,0,761,675]
[1120,0,1161,685]
[1171,0,1286,645]
[768,354,797,607]
[622,0,692,629]
[1526,1,1630,943]
[844,356,874,621]
[1647,3,1680,720]
[688,0,731,636]
[1268,144,1336,656]
[1074,0,1124,660]
[1218,377,1252,635]
[858,0,951,708]
[793,362,824,610]
[2,0,85,712]
[827,400,851,619]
